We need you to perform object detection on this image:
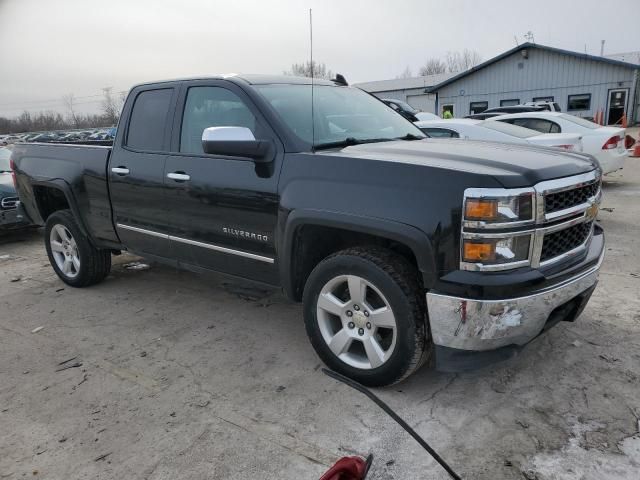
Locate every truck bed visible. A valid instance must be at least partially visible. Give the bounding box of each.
[11,142,120,246]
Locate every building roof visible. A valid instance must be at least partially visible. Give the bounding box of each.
[353,72,455,93]
[605,51,640,65]
[427,42,640,92]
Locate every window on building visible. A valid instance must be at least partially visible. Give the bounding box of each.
[441,104,454,117]
[533,96,554,102]
[180,86,257,154]
[500,99,520,107]
[126,89,173,151]
[469,101,488,115]
[420,127,460,138]
[567,94,591,111]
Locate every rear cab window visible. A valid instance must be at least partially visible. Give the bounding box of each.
[126,89,174,151]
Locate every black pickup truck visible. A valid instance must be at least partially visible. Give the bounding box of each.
[11,75,604,386]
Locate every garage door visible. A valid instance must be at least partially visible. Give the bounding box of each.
[407,94,436,113]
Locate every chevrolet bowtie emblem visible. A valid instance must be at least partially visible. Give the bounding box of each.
[586,201,599,220]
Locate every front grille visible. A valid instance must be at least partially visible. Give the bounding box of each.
[1,197,18,209]
[545,181,599,214]
[541,221,592,262]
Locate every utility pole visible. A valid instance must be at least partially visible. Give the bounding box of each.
[600,40,605,56]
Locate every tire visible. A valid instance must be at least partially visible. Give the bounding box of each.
[303,246,431,387]
[44,209,111,287]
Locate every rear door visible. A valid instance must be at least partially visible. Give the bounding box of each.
[162,80,283,284]
[109,85,178,258]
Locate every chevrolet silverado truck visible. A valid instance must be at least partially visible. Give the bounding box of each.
[10,75,604,386]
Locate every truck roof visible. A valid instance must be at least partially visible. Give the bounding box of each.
[131,74,337,89]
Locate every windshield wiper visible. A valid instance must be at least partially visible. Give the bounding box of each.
[313,137,396,151]
[395,133,424,140]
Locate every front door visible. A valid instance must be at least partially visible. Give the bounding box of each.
[109,86,177,258]
[607,89,628,125]
[163,82,282,284]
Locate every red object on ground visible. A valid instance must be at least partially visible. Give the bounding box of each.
[320,456,368,480]
[632,142,640,158]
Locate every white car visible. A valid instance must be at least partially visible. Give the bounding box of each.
[488,112,626,174]
[523,101,562,112]
[415,111,440,121]
[414,119,583,151]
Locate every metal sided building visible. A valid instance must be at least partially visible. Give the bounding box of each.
[427,42,640,125]
[354,73,454,113]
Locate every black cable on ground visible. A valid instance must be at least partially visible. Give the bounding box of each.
[322,368,462,480]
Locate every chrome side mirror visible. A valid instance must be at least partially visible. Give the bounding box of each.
[201,127,272,163]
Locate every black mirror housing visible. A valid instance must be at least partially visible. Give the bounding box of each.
[202,139,273,163]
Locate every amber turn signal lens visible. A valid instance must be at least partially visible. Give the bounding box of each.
[465,199,498,220]
[463,241,496,262]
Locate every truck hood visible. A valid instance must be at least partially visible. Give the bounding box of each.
[325,138,597,188]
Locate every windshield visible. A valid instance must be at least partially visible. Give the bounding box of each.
[480,120,538,138]
[560,114,600,129]
[255,85,425,147]
[0,147,11,171]
[392,99,419,114]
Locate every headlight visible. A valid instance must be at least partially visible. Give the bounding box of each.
[463,188,535,227]
[461,233,532,269]
[461,187,536,271]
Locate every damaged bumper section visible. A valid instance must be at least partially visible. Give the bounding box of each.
[427,235,604,372]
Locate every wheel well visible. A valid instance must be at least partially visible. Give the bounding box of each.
[33,186,70,222]
[289,224,420,301]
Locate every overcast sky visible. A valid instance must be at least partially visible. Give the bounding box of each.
[0,0,638,116]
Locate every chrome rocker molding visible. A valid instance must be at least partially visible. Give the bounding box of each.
[116,223,275,264]
[427,248,604,351]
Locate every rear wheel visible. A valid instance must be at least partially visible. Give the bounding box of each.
[45,210,111,287]
[303,247,431,387]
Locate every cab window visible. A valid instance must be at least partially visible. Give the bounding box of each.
[180,86,258,154]
[126,88,173,151]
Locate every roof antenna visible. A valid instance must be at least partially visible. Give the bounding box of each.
[310,8,315,153]
[332,73,349,86]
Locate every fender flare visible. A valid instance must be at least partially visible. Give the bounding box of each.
[30,179,95,244]
[279,209,437,301]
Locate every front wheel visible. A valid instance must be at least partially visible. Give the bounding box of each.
[303,247,431,387]
[45,210,111,287]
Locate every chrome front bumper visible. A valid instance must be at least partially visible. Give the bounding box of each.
[426,251,604,351]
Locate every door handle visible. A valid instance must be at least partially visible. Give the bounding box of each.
[167,172,191,182]
[111,166,130,175]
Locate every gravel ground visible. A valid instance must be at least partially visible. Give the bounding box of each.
[1,154,639,480]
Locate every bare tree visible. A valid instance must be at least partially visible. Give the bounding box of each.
[397,66,413,79]
[419,58,447,76]
[446,49,482,73]
[285,61,333,79]
[62,93,80,128]
[101,87,120,125]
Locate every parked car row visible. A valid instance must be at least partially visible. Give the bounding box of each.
[416,111,627,174]
[0,127,116,146]
[0,146,31,230]
[416,118,582,151]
